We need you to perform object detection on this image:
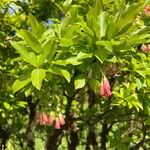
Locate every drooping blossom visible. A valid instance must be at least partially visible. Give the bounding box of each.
[55,117,61,129]
[59,114,65,125]
[39,112,48,125]
[141,44,150,53]
[144,5,150,16]
[48,112,53,125]
[99,76,112,98]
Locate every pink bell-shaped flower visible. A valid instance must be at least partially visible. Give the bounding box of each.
[39,112,48,125]
[59,114,65,125]
[55,117,61,129]
[99,76,112,98]
[48,112,53,125]
[144,5,150,16]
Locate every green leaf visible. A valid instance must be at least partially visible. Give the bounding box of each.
[82,23,94,37]
[96,41,113,51]
[88,79,100,94]
[95,48,109,63]
[12,75,31,93]
[94,0,103,16]
[47,66,71,82]
[66,57,82,65]
[61,5,78,32]
[10,41,38,66]
[99,12,108,38]
[113,91,124,98]
[18,29,42,53]
[24,84,33,97]
[74,74,86,90]
[28,14,38,35]
[17,101,27,108]
[37,39,55,66]
[77,52,92,60]
[37,22,47,38]
[52,60,67,66]
[3,102,10,110]
[63,0,72,12]
[60,38,73,47]
[116,2,144,30]
[31,69,46,90]
[107,19,117,39]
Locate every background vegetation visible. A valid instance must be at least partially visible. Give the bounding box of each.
[0,0,150,149]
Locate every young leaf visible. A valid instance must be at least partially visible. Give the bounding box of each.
[31,69,46,90]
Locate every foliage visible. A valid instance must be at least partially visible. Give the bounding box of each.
[1,0,150,150]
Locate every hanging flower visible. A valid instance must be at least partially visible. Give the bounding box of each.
[144,5,150,16]
[99,76,112,98]
[39,112,48,125]
[141,44,150,53]
[55,117,61,129]
[48,112,53,125]
[59,114,65,125]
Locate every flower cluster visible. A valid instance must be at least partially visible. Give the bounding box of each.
[37,112,65,129]
[144,5,150,16]
[99,76,112,99]
[141,44,150,53]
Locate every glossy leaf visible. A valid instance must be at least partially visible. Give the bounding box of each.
[88,79,100,94]
[12,75,31,93]
[37,39,55,66]
[31,69,46,90]
[18,29,42,53]
[77,52,92,60]
[74,74,86,90]
[47,66,71,82]
[99,11,108,38]
[116,2,144,30]
[10,41,38,66]
[28,13,38,35]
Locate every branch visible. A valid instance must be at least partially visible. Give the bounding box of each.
[26,96,39,150]
[100,119,113,150]
[130,124,147,150]
[0,125,10,150]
